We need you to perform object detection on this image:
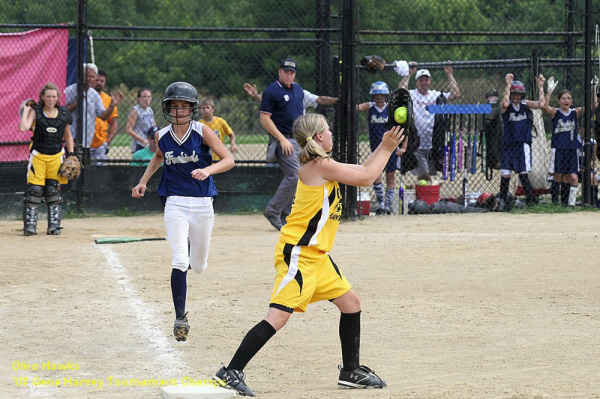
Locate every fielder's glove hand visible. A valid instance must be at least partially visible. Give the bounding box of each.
[386,87,413,135]
[59,155,82,180]
[360,55,386,74]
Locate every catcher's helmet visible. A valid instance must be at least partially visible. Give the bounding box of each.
[369,81,389,96]
[162,82,199,125]
[510,80,526,95]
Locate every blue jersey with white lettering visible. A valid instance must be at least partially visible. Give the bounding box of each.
[367,102,389,150]
[552,108,578,149]
[157,121,218,199]
[260,80,304,137]
[503,101,532,146]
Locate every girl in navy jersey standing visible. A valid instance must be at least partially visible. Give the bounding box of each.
[132,82,234,342]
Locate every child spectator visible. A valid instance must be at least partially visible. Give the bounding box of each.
[198,97,238,160]
[131,126,160,166]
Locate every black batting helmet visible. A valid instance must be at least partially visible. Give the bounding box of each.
[162,82,199,125]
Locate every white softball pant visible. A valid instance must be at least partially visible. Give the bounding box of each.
[164,196,214,273]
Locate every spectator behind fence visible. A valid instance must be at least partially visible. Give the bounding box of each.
[357,81,407,215]
[398,61,461,182]
[131,125,160,167]
[260,58,305,231]
[498,73,545,206]
[19,82,75,236]
[126,88,155,154]
[64,63,123,152]
[198,97,238,160]
[90,68,119,164]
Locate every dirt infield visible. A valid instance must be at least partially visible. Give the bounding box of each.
[1,213,599,398]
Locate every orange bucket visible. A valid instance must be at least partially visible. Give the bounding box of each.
[415,185,440,205]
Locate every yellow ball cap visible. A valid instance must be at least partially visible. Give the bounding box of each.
[394,106,407,124]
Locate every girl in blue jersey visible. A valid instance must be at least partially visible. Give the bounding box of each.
[498,73,545,206]
[358,81,407,215]
[544,81,599,206]
[213,114,405,397]
[132,82,234,342]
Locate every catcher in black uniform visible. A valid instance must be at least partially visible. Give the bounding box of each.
[18,82,79,236]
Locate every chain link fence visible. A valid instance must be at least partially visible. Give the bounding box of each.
[1,0,598,215]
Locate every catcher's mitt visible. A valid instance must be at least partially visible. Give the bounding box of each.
[19,98,37,118]
[59,155,82,180]
[360,55,386,74]
[386,87,413,134]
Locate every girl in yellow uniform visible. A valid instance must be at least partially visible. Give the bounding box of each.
[214,113,406,397]
[19,82,75,236]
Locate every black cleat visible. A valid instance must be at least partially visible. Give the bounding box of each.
[173,312,189,342]
[213,365,255,397]
[338,365,387,389]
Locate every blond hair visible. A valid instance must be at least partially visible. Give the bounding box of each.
[293,113,331,164]
[38,82,60,108]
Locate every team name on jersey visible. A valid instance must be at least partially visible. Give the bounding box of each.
[370,115,388,124]
[509,113,527,122]
[555,119,575,133]
[164,150,199,165]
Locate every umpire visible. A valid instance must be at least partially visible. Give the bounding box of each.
[260,59,305,230]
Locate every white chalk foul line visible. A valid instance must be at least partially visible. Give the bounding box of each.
[98,245,187,376]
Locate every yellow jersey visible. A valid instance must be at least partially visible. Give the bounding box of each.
[200,116,233,161]
[279,179,342,252]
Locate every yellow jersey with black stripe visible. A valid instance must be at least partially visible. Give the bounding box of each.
[279,179,342,252]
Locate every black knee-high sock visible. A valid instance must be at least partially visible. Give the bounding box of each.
[560,182,570,206]
[339,311,361,371]
[550,181,559,204]
[228,320,276,371]
[593,185,599,205]
[519,174,536,204]
[171,269,187,319]
[499,177,511,201]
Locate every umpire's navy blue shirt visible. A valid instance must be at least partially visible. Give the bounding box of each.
[260,80,304,137]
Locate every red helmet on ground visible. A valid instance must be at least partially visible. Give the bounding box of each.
[476,192,498,211]
[510,80,526,95]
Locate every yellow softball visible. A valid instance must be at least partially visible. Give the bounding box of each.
[394,106,408,124]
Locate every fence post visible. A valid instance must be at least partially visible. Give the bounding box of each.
[75,0,88,211]
[340,0,358,219]
[582,0,594,205]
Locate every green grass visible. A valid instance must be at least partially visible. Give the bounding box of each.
[510,201,600,214]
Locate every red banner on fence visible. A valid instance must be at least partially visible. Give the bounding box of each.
[0,28,68,162]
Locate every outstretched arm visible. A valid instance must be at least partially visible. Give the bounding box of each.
[526,75,546,110]
[445,62,461,101]
[398,62,417,89]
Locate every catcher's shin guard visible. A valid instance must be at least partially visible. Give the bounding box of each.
[44,179,62,235]
[23,184,43,236]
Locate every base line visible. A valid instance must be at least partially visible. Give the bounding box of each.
[98,245,187,376]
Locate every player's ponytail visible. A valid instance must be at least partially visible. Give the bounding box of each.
[294,113,331,164]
